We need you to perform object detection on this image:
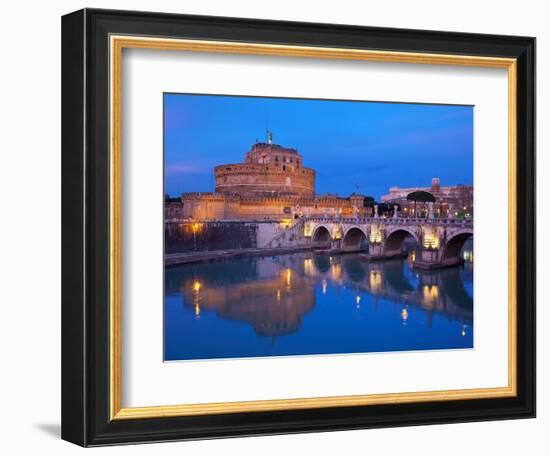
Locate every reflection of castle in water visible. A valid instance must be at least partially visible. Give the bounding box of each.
[165,252,473,337]
[166,257,317,337]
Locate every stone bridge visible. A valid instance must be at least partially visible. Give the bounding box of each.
[304,216,473,269]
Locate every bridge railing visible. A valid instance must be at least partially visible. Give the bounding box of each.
[304,216,473,227]
[164,216,473,228]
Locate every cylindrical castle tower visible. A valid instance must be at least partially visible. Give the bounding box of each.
[214,134,315,197]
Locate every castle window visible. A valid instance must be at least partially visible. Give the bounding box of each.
[283,165,286,171]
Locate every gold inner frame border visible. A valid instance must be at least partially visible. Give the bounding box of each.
[109,35,517,420]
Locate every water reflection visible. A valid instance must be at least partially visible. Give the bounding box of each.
[165,251,473,360]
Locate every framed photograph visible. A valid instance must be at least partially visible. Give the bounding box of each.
[62,8,535,446]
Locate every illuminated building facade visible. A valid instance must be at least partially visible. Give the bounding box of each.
[380,178,473,218]
[169,133,372,221]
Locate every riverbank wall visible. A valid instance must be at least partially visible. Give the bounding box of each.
[165,245,318,267]
[165,220,307,255]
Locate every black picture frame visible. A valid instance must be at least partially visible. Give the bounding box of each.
[62,8,536,447]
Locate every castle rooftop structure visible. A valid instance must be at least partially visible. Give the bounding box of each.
[214,132,315,198]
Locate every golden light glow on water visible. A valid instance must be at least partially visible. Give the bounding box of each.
[169,251,474,357]
[422,284,440,305]
[331,263,342,281]
[369,270,382,293]
[303,258,314,276]
[192,281,202,318]
[285,268,292,289]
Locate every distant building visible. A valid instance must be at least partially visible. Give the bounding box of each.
[380,178,473,218]
[168,133,373,221]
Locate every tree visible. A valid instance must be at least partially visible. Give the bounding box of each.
[363,196,375,207]
[406,191,436,218]
[377,203,392,216]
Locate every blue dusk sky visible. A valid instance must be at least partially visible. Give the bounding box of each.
[164,94,473,200]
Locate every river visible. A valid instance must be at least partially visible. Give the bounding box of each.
[165,244,473,361]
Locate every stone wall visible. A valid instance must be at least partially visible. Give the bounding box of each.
[179,194,234,220]
[214,163,315,197]
[165,221,258,254]
[165,220,309,253]
[165,201,186,219]
[256,222,281,248]
[176,193,372,221]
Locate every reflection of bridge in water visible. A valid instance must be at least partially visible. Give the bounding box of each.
[305,216,473,269]
[166,251,472,338]
[323,255,473,323]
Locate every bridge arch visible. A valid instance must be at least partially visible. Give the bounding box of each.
[384,227,421,254]
[342,226,368,251]
[312,225,332,245]
[443,230,473,262]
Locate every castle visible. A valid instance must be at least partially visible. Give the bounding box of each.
[166,133,371,221]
